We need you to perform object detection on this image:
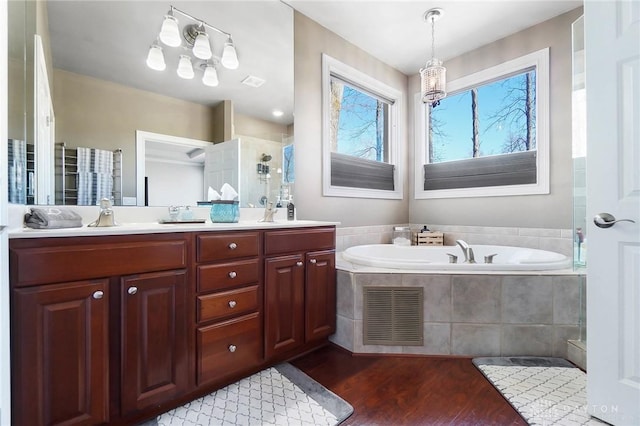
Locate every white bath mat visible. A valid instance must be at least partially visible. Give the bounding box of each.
[473,357,606,426]
[152,363,352,426]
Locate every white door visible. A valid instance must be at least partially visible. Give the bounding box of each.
[585,1,640,424]
[34,34,54,205]
[204,139,241,203]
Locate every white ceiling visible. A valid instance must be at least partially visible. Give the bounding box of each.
[47,0,582,128]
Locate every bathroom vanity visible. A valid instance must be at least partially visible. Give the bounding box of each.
[8,223,336,425]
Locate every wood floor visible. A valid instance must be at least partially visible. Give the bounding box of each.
[291,345,527,426]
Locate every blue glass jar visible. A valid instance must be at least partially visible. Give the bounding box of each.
[210,200,239,223]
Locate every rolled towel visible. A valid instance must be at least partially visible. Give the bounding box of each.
[25,207,83,229]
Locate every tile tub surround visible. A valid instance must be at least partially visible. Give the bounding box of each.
[331,270,582,358]
[336,224,573,257]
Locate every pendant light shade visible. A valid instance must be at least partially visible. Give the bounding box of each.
[146,43,166,71]
[421,59,446,103]
[421,8,447,105]
[177,55,194,79]
[221,37,239,70]
[159,14,181,47]
[202,64,219,87]
[192,31,212,60]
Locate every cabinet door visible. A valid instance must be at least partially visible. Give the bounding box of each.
[264,254,305,359]
[12,280,109,425]
[121,270,188,415]
[305,251,337,341]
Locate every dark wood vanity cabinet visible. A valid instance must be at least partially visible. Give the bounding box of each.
[9,226,335,425]
[9,233,189,425]
[264,228,336,360]
[12,279,110,425]
[194,231,264,387]
[120,270,188,416]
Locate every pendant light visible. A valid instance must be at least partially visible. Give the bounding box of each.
[420,8,447,107]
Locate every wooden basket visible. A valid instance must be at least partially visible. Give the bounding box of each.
[416,231,444,246]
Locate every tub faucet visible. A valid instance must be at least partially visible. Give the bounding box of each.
[456,239,476,264]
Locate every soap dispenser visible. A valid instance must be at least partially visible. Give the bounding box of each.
[287,196,295,221]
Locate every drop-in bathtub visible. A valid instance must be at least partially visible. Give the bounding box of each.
[341,244,571,271]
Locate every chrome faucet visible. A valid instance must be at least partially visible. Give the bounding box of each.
[88,198,118,227]
[456,239,476,264]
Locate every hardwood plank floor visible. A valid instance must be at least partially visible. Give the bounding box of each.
[291,345,527,426]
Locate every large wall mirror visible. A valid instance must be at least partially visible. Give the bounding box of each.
[7,0,294,207]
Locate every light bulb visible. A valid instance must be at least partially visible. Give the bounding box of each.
[193,31,212,60]
[220,37,239,69]
[159,14,181,47]
[202,64,219,87]
[146,44,166,71]
[177,55,194,79]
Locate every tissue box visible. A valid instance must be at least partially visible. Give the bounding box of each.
[209,200,239,223]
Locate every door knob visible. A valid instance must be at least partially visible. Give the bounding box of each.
[593,213,636,229]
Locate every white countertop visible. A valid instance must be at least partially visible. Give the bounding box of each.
[9,220,338,239]
[8,204,338,239]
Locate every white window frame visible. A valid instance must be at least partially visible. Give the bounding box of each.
[414,47,550,199]
[322,53,403,199]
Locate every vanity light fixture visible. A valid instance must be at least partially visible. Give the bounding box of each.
[420,8,447,107]
[147,5,239,86]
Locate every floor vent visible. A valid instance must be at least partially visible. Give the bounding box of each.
[363,287,423,346]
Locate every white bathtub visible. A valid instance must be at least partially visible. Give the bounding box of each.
[342,244,571,271]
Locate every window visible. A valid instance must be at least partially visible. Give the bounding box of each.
[415,48,549,199]
[322,54,403,199]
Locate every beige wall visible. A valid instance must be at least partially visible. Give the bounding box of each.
[53,69,221,198]
[409,8,583,229]
[293,12,409,226]
[234,113,289,142]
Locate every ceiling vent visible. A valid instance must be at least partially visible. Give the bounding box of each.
[363,287,423,346]
[241,75,266,88]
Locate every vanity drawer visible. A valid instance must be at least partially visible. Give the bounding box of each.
[10,235,188,287]
[197,285,259,323]
[196,232,260,262]
[197,312,262,385]
[264,227,335,256]
[197,259,259,292]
